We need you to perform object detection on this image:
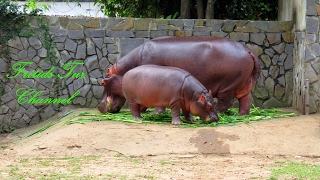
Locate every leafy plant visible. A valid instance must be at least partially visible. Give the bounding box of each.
[64,106,297,128]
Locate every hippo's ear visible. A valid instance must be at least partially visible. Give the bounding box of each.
[199,93,206,103]
[100,77,111,87]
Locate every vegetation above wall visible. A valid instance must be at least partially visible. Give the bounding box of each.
[94,0,278,20]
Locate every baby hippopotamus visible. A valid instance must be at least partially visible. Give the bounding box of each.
[122,65,219,125]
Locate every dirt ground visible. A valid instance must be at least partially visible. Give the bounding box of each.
[0,108,320,180]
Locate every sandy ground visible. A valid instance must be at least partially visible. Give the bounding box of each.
[0,108,320,179]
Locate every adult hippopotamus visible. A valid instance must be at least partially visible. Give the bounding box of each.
[98,36,260,115]
[120,65,218,125]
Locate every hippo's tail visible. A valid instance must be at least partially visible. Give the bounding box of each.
[249,51,261,80]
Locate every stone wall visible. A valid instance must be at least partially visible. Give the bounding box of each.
[301,0,320,113]
[0,16,294,130]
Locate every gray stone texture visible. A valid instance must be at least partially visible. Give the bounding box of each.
[306,17,319,33]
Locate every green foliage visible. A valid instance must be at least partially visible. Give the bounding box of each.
[25,0,48,15]
[64,107,297,128]
[94,0,180,18]
[270,161,320,180]
[216,0,278,20]
[95,0,277,20]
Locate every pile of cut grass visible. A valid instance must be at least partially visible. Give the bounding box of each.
[65,106,297,128]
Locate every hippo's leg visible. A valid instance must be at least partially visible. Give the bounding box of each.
[169,102,183,125]
[216,92,235,113]
[238,92,252,115]
[128,101,143,120]
[140,106,147,113]
[181,107,196,123]
[154,107,166,114]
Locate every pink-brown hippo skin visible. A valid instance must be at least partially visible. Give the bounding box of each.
[98,36,260,115]
[121,65,218,125]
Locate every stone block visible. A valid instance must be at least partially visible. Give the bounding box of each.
[107,44,118,54]
[266,33,281,45]
[67,30,84,39]
[18,50,28,60]
[8,37,23,50]
[29,37,42,50]
[230,32,249,42]
[76,43,86,59]
[28,47,37,59]
[263,97,283,108]
[279,21,294,32]
[38,48,47,58]
[104,37,116,44]
[99,57,110,70]
[193,31,210,36]
[250,33,265,45]
[269,65,280,79]
[68,22,83,30]
[278,75,286,87]
[221,20,235,32]
[307,0,317,15]
[39,105,56,121]
[106,30,134,38]
[111,17,134,30]
[0,59,6,73]
[150,30,168,38]
[134,18,151,31]
[20,37,29,49]
[0,105,9,114]
[312,43,320,56]
[85,55,99,72]
[275,84,285,100]
[26,105,38,118]
[119,38,145,57]
[285,70,293,89]
[272,42,286,54]
[265,77,275,94]
[136,31,150,38]
[210,32,228,37]
[246,43,263,56]
[97,48,102,60]
[194,19,205,26]
[89,69,103,78]
[73,78,84,91]
[87,18,100,28]
[78,84,91,97]
[253,86,269,100]
[65,38,77,52]
[261,55,271,67]
[282,33,294,43]
[272,55,280,65]
[166,25,181,31]
[106,18,123,29]
[108,54,120,64]
[168,19,184,29]
[92,85,104,99]
[84,29,105,37]
[184,19,195,31]
[305,62,318,82]
[1,92,13,104]
[306,17,319,33]
[306,33,317,44]
[86,38,96,55]
[305,45,316,61]
[312,62,320,73]
[92,38,104,49]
